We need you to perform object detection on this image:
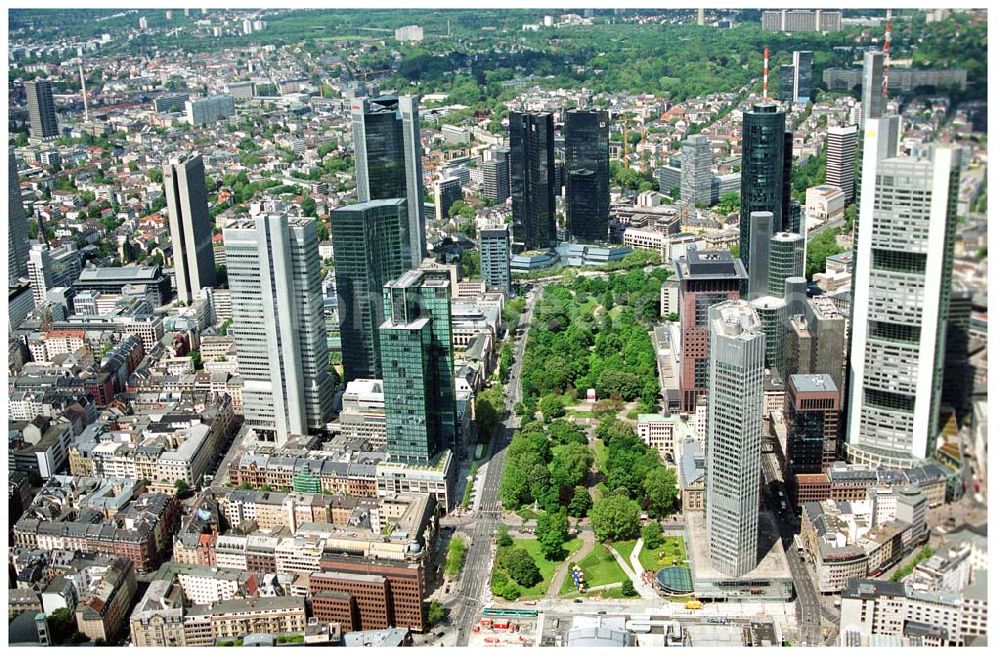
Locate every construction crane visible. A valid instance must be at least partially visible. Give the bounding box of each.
[882,9,892,98]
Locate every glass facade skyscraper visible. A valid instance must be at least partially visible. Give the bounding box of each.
[380,269,457,462]
[509,111,556,251]
[565,110,610,243]
[792,50,813,103]
[331,199,408,382]
[8,148,29,284]
[351,95,425,267]
[739,103,791,283]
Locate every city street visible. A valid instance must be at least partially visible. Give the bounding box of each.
[452,286,540,646]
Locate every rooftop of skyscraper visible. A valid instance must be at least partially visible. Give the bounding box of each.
[332,198,407,212]
[674,247,747,280]
[789,373,837,393]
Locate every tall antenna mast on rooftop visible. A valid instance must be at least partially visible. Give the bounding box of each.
[762,47,769,100]
[882,9,892,98]
[79,61,90,122]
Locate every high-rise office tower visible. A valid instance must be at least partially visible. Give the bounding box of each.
[8,148,30,284]
[25,79,59,140]
[860,51,887,131]
[434,177,463,222]
[675,246,747,412]
[768,232,805,296]
[482,147,510,202]
[565,110,610,242]
[740,103,790,280]
[479,224,512,296]
[792,51,813,103]
[778,64,796,103]
[351,95,426,267]
[185,95,235,126]
[826,124,859,204]
[27,246,54,309]
[681,134,713,207]
[847,118,959,468]
[164,153,216,304]
[784,295,846,405]
[750,276,804,374]
[942,285,974,418]
[746,211,773,299]
[331,199,408,382]
[705,299,765,577]
[224,214,334,446]
[380,269,457,462]
[27,244,81,309]
[785,373,841,475]
[509,111,556,251]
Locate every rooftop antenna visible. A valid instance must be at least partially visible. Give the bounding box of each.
[882,9,892,98]
[762,47,769,100]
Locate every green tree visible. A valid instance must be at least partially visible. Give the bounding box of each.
[496,523,514,547]
[47,608,78,645]
[550,443,593,490]
[174,479,191,496]
[535,509,570,560]
[715,190,740,215]
[621,579,637,597]
[590,494,641,542]
[641,520,665,550]
[475,387,502,440]
[301,196,317,217]
[568,486,593,518]
[643,467,678,517]
[498,546,542,587]
[549,419,587,446]
[805,227,844,279]
[427,601,447,627]
[149,168,163,184]
[539,394,566,422]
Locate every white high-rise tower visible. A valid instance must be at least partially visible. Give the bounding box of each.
[846,117,959,468]
[224,214,333,445]
[705,300,766,577]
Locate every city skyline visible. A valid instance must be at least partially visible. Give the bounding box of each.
[4,6,989,651]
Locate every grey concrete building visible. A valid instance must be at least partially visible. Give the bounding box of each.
[681,134,713,206]
[482,147,510,203]
[164,153,216,303]
[25,79,59,140]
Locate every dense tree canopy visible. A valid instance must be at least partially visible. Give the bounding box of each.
[590,494,641,542]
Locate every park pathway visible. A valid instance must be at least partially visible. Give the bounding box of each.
[547,530,596,598]
[628,538,660,600]
[608,538,657,601]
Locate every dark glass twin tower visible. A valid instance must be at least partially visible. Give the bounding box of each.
[509,112,557,251]
[564,110,610,243]
[509,109,609,250]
